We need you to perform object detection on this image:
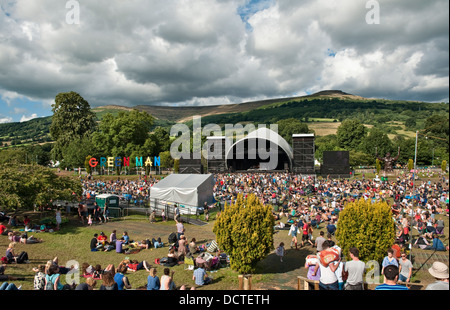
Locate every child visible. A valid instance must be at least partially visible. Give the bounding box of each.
[33,265,46,290]
[276,242,285,262]
[87,214,93,226]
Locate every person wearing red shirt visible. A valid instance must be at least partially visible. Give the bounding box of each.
[0,223,8,236]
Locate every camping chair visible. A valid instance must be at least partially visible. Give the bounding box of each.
[184,256,195,270]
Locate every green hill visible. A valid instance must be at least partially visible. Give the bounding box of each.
[0,90,448,148]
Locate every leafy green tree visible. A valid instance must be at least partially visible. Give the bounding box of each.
[349,151,373,167]
[213,194,274,274]
[277,118,311,145]
[0,148,28,165]
[392,136,415,164]
[50,92,97,161]
[442,160,448,172]
[336,199,396,263]
[404,117,416,129]
[336,119,367,150]
[0,164,81,211]
[315,135,340,162]
[60,136,94,169]
[159,151,174,169]
[359,128,393,158]
[91,110,154,158]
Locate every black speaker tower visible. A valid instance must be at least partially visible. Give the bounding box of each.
[292,134,315,174]
[320,151,351,178]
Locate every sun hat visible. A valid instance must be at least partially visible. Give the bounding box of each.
[428,262,449,279]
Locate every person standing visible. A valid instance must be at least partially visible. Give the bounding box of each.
[426,261,449,290]
[398,252,413,285]
[55,208,62,230]
[375,265,409,290]
[176,219,185,240]
[314,231,326,253]
[344,247,366,290]
[381,249,399,275]
[288,221,298,250]
[312,241,340,290]
[276,242,285,262]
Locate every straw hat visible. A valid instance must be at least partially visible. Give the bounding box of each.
[428,262,449,279]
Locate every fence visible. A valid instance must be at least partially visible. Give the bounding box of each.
[79,193,221,225]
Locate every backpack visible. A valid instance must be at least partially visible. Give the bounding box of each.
[45,278,54,290]
[1,256,8,264]
[168,232,177,244]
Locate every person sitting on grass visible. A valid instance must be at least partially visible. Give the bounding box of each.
[90,233,99,252]
[121,259,151,273]
[114,264,132,290]
[192,262,212,286]
[147,268,160,290]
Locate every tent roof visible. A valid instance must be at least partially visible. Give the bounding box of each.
[96,194,119,199]
[151,174,214,190]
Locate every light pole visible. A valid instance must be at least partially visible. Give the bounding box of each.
[409,131,419,261]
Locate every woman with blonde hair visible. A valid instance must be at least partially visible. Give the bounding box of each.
[5,242,29,264]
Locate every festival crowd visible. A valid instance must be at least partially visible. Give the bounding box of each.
[1,170,449,290]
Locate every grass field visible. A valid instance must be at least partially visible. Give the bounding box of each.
[2,202,448,291]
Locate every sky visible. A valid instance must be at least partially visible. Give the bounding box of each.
[0,0,448,123]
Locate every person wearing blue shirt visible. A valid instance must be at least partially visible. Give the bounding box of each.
[122,231,130,244]
[114,265,131,290]
[147,268,160,290]
[193,263,212,286]
[428,234,446,251]
[326,221,336,236]
[375,265,409,290]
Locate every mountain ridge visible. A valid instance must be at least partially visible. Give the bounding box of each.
[94,90,367,122]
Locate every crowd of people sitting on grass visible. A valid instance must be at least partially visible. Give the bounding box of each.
[1,170,449,290]
[1,223,225,290]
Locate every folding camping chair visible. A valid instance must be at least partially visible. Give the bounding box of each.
[184,256,195,270]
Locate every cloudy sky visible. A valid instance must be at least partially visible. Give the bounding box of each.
[0,0,448,123]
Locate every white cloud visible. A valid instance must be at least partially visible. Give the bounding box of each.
[0,0,447,118]
[0,116,13,124]
[20,113,38,122]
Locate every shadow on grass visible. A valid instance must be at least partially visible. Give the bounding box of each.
[255,247,315,274]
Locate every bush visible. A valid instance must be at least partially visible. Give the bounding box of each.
[336,199,396,263]
[213,194,274,274]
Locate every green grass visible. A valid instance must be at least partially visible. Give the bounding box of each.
[1,173,449,290]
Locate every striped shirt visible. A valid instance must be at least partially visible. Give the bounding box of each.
[375,284,409,290]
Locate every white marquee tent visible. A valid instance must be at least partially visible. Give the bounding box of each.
[150,173,215,208]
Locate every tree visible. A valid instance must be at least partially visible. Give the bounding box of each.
[336,119,367,150]
[60,136,94,169]
[314,135,340,162]
[277,118,311,145]
[359,127,393,158]
[213,194,274,274]
[50,92,97,161]
[0,163,81,211]
[442,160,448,172]
[91,110,154,157]
[336,199,396,263]
[159,151,174,170]
[349,151,373,167]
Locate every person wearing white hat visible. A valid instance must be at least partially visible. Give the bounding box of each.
[426,261,449,290]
